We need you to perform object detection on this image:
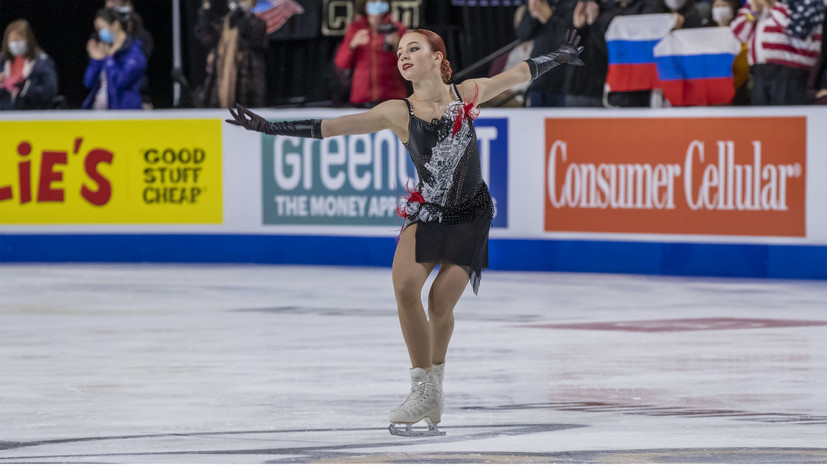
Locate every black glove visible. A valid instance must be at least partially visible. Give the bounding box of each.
[226,103,323,139]
[524,30,585,81]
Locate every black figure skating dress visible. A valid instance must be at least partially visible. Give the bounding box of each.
[399,83,494,294]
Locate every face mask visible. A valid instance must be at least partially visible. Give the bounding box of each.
[98,28,114,44]
[116,5,132,19]
[712,6,734,25]
[664,0,686,10]
[366,1,390,15]
[8,40,27,57]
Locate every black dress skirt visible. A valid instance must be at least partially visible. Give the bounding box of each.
[398,85,494,294]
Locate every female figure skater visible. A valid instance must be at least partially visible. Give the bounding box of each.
[227,29,582,436]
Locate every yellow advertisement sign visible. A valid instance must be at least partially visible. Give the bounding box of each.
[0,119,222,224]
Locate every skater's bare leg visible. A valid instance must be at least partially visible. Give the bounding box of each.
[427,263,468,365]
[392,223,436,370]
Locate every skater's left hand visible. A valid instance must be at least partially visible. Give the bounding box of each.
[226,103,269,132]
[555,30,585,66]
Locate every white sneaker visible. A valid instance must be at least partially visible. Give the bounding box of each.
[388,367,444,436]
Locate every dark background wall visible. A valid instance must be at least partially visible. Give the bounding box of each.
[0,0,519,109]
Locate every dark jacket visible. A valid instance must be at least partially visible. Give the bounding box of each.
[563,0,661,100]
[0,52,58,110]
[517,0,577,95]
[565,4,617,99]
[196,7,267,108]
[82,38,147,109]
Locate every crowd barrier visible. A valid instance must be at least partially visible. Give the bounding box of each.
[1,106,825,280]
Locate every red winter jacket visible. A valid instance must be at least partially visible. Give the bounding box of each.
[334,15,408,104]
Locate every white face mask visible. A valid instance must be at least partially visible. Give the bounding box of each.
[115,5,132,19]
[8,40,27,57]
[712,6,734,25]
[664,0,687,10]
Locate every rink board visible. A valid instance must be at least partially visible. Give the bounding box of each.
[0,234,825,280]
[1,107,825,279]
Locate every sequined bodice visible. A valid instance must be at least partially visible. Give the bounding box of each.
[403,94,483,209]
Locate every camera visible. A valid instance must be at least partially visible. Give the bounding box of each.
[377,23,398,53]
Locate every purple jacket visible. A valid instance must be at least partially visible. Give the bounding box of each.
[82,38,146,109]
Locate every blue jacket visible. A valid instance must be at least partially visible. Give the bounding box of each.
[82,38,146,109]
[0,52,59,110]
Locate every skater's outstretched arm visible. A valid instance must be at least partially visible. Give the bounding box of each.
[226,99,410,140]
[455,30,585,105]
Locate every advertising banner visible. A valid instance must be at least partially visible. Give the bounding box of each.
[0,119,222,224]
[322,0,422,36]
[544,117,806,236]
[262,118,509,227]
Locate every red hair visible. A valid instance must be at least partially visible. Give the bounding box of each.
[406,29,452,83]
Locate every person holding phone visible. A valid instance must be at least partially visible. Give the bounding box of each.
[334,0,408,106]
[82,8,146,109]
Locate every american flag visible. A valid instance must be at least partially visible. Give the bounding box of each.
[253,0,305,34]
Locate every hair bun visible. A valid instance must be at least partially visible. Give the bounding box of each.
[441,59,452,84]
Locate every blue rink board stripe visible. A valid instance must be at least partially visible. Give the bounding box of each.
[0,234,824,280]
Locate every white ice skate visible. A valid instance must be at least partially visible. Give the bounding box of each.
[432,362,444,414]
[388,367,445,436]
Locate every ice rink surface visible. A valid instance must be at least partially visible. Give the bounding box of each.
[1,264,826,463]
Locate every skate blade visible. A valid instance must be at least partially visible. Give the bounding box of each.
[388,422,446,437]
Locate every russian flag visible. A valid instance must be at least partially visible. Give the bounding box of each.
[253,0,305,35]
[653,28,742,106]
[606,14,677,92]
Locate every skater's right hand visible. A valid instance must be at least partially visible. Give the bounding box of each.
[226,103,270,133]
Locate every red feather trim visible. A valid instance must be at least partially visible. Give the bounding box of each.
[452,82,480,138]
[396,182,425,218]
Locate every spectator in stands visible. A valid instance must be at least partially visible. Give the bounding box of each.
[710,0,739,28]
[782,0,825,104]
[731,0,822,105]
[710,0,749,104]
[657,0,708,28]
[0,19,58,110]
[104,0,154,108]
[518,0,578,107]
[82,8,147,109]
[564,0,617,107]
[816,14,827,103]
[784,0,824,41]
[335,0,408,106]
[195,0,267,108]
[604,0,660,107]
[486,6,534,107]
[105,0,154,61]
